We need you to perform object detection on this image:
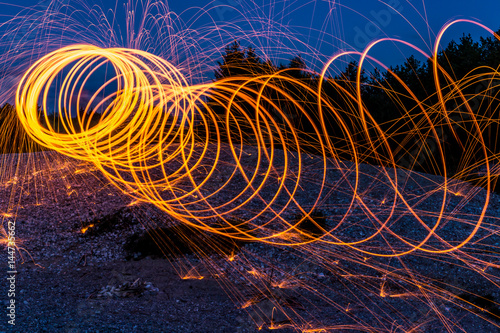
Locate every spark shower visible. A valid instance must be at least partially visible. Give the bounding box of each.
[2,1,500,331]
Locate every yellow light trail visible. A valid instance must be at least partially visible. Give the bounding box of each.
[2,3,500,330]
[14,20,500,259]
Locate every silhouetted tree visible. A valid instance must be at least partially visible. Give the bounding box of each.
[205,31,500,189]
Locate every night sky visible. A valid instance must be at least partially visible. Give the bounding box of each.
[0,0,498,85]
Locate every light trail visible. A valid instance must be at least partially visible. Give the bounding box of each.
[1,1,500,331]
[14,20,500,255]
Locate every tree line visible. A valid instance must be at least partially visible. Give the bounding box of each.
[201,32,500,191]
[1,31,499,191]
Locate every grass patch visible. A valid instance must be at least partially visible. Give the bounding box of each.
[124,218,253,260]
[293,210,327,240]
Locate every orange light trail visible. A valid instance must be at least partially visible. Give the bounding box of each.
[14,20,500,258]
[2,1,500,331]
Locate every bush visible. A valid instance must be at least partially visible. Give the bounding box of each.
[124,218,253,260]
[294,210,327,240]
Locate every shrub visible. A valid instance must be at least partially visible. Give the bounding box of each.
[294,210,327,240]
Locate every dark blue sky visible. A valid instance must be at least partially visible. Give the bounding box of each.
[0,0,497,108]
[165,0,499,57]
[0,0,498,74]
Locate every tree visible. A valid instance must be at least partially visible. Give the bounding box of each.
[480,29,500,68]
[214,41,246,79]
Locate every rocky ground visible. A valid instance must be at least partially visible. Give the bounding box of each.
[0,148,500,332]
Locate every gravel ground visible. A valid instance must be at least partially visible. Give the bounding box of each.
[0,146,499,332]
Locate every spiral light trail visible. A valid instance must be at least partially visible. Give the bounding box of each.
[2,1,500,331]
[14,20,500,257]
